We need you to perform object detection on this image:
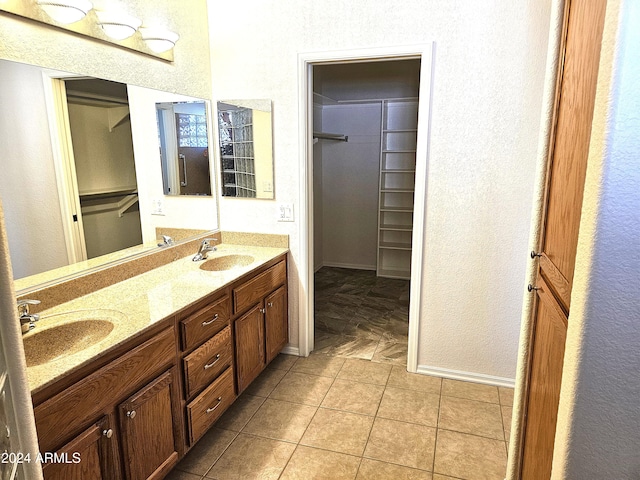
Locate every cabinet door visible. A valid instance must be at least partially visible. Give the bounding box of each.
[118,369,180,480]
[265,286,288,364]
[234,305,265,393]
[42,415,121,480]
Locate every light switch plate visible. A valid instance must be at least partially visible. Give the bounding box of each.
[278,203,294,222]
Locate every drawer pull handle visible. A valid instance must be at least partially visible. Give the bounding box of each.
[202,314,219,326]
[126,410,136,419]
[206,397,223,414]
[204,354,221,370]
[102,429,113,439]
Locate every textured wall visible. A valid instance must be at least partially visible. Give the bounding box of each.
[210,0,552,377]
[0,0,211,99]
[552,1,640,477]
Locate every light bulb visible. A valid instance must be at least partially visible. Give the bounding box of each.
[140,27,179,53]
[37,0,92,24]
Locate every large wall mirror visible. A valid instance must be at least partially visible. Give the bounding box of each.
[156,101,212,196]
[0,58,218,292]
[217,99,274,199]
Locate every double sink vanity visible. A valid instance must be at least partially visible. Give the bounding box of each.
[19,233,289,480]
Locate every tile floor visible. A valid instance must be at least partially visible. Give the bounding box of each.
[167,267,513,479]
[167,355,514,480]
[313,267,410,364]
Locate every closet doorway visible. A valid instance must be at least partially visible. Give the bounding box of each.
[299,45,435,371]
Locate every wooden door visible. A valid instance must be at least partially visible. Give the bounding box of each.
[118,369,180,480]
[234,304,265,392]
[265,286,288,364]
[42,415,121,480]
[520,0,607,478]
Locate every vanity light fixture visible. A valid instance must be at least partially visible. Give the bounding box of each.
[139,27,179,53]
[95,10,142,40]
[36,0,92,25]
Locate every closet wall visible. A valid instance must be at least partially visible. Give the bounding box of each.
[313,60,420,273]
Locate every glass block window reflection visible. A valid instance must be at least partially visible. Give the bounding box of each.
[177,114,208,148]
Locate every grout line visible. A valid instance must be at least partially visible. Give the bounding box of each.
[432,387,443,474]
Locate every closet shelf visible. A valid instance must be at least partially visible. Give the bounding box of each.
[380,206,413,212]
[377,268,411,280]
[381,169,416,173]
[382,149,417,154]
[313,132,348,142]
[379,241,412,250]
[381,188,414,193]
[383,129,418,133]
[380,223,413,231]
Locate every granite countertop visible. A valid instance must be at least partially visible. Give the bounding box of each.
[25,243,288,394]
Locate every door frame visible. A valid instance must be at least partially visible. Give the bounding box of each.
[297,44,435,372]
[41,69,88,264]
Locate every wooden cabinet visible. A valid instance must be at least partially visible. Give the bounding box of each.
[35,252,288,479]
[36,324,183,480]
[118,369,181,480]
[234,305,266,392]
[232,258,288,393]
[519,1,607,478]
[265,286,288,364]
[41,415,120,480]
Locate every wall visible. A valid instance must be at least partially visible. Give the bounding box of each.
[320,103,381,270]
[0,61,68,279]
[313,103,324,272]
[67,103,137,194]
[210,0,552,379]
[552,0,640,477]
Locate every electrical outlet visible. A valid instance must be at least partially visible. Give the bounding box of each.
[263,181,273,192]
[151,198,165,216]
[278,203,294,222]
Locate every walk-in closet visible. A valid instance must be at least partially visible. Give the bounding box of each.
[312,59,420,363]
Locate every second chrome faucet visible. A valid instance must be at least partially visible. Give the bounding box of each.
[192,238,217,261]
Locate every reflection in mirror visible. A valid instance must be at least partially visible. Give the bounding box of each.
[217,100,274,199]
[0,58,218,292]
[156,101,212,196]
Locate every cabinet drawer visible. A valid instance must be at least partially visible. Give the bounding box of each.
[183,326,232,398]
[233,260,286,314]
[186,367,235,445]
[35,327,175,453]
[180,295,230,351]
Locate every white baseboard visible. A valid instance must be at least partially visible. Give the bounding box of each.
[321,261,376,271]
[281,346,300,356]
[314,263,324,273]
[417,365,515,388]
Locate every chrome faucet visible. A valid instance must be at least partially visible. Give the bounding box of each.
[192,238,217,261]
[157,235,174,247]
[17,299,40,334]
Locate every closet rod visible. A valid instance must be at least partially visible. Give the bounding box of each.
[313,132,348,142]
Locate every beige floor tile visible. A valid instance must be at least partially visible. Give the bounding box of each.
[432,475,458,480]
[501,405,513,442]
[441,379,500,404]
[321,379,385,416]
[242,398,317,442]
[377,386,440,427]
[439,396,504,440]
[364,417,436,471]
[356,458,433,480]
[291,354,346,377]
[300,408,374,456]
[243,367,287,397]
[268,354,299,371]
[337,358,392,385]
[205,433,296,480]
[280,445,361,480]
[269,371,335,406]
[387,366,441,393]
[175,427,236,475]
[215,393,265,432]
[434,430,507,480]
[498,386,514,406]
[165,469,202,480]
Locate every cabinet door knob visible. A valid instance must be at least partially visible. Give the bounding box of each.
[259,308,266,314]
[528,284,540,292]
[102,429,113,438]
[267,302,273,307]
[531,251,542,259]
[126,410,136,419]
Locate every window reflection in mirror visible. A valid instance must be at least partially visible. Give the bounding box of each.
[217,100,274,199]
[156,101,212,196]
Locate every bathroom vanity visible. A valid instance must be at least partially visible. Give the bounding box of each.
[24,242,288,480]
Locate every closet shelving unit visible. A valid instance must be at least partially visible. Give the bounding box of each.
[218,105,257,197]
[377,98,418,279]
